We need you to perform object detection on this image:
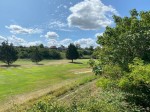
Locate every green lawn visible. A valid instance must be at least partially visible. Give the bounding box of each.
[0,59,91,104]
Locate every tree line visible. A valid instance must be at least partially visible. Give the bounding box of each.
[0,41,94,65]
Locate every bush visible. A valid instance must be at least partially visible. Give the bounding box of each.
[49,50,62,59]
[96,77,113,89]
[93,65,103,75]
[103,64,124,79]
[87,59,95,68]
[27,89,142,112]
[119,58,150,107]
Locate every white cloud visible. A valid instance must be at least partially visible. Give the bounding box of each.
[49,21,67,29]
[59,38,73,47]
[27,41,42,47]
[74,38,98,48]
[5,25,42,34]
[46,38,98,48]
[0,35,42,47]
[44,31,59,39]
[8,35,27,46]
[0,36,7,43]
[95,32,103,37]
[48,21,72,32]
[47,39,59,47]
[67,0,118,30]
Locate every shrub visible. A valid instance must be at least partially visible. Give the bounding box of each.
[49,50,62,59]
[87,59,95,68]
[92,65,103,75]
[103,64,124,79]
[119,58,150,107]
[96,77,113,89]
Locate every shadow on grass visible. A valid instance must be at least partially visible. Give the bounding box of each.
[69,62,83,64]
[0,65,21,68]
[35,63,44,65]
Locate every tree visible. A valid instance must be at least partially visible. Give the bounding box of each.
[97,9,150,70]
[66,44,79,62]
[0,41,18,66]
[30,47,42,64]
[49,50,62,59]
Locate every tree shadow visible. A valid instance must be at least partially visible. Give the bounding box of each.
[0,64,21,68]
[35,63,44,65]
[69,62,83,64]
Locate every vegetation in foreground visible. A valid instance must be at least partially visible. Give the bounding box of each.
[92,9,150,111]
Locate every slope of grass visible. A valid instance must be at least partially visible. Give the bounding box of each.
[0,59,91,104]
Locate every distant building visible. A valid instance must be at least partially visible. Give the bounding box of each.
[50,46,57,50]
[58,45,66,51]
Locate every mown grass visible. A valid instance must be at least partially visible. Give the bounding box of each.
[10,75,96,112]
[0,59,91,104]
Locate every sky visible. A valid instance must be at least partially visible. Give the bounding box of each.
[0,0,150,48]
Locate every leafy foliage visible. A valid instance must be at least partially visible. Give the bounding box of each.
[0,41,18,65]
[97,9,150,70]
[93,9,150,109]
[49,50,62,59]
[27,88,142,112]
[30,47,42,64]
[66,44,79,62]
[119,58,150,107]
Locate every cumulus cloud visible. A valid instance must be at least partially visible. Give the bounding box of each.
[27,41,42,47]
[47,39,60,47]
[74,38,98,48]
[8,35,27,46]
[67,0,118,30]
[44,31,59,39]
[0,35,42,47]
[49,21,67,29]
[59,38,73,47]
[5,25,42,34]
[95,32,103,37]
[46,38,98,48]
[0,36,7,43]
[48,21,72,32]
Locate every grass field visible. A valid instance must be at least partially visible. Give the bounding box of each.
[0,59,93,107]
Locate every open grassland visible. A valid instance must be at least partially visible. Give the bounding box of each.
[0,59,93,110]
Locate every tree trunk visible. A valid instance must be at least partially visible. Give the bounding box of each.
[7,61,10,66]
[72,59,73,63]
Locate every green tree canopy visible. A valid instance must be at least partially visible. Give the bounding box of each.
[30,47,42,64]
[66,44,79,62]
[0,41,18,66]
[97,9,150,70]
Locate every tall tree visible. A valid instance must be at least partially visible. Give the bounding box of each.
[31,47,42,64]
[66,44,79,62]
[97,9,150,70]
[0,41,18,66]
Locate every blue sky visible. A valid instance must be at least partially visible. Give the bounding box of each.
[0,0,150,48]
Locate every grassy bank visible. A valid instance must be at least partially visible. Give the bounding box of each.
[0,59,91,104]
